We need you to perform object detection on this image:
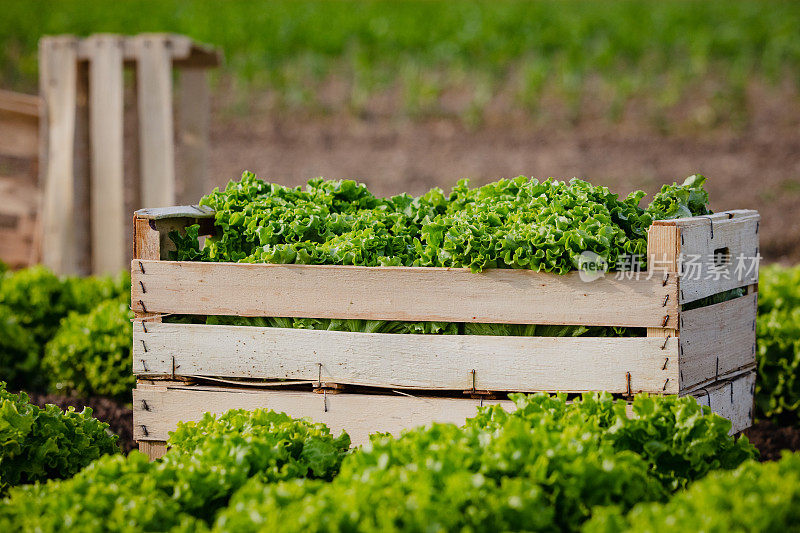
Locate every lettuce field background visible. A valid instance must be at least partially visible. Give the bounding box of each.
[1,0,799,262]
[3,0,800,123]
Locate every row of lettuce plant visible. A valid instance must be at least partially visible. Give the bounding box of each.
[1,391,758,531]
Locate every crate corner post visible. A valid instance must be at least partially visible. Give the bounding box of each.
[132,209,166,460]
[645,222,681,395]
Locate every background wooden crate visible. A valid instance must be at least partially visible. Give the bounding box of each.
[131,207,759,458]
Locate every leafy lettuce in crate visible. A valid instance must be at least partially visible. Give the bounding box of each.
[172,172,711,273]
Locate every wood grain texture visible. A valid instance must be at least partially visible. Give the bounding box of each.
[87,34,126,275]
[134,205,215,220]
[653,210,760,304]
[138,440,167,460]
[684,370,755,434]
[135,35,175,208]
[133,322,679,394]
[131,261,677,328]
[680,292,757,390]
[40,37,80,274]
[133,385,512,446]
[133,372,754,445]
[133,216,161,262]
[645,223,681,399]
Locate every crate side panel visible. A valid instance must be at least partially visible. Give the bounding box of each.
[133,375,755,445]
[133,386,512,446]
[686,370,755,434]
[679,292,758,390]
[133,322,679,394]
[131,261,677,328]
[654,211,759,304]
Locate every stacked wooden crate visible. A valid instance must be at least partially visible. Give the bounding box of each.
[130,207,759,459]
[38,34,219,276]
[0,90,40,268]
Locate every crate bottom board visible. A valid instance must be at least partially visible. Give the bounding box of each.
[134,370,755,453]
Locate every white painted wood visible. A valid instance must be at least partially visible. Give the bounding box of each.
[40,37,80,274]
[133,322,679,394]
[679,292,757,389]
[134,385,512,446]
[176,68,210,205]
[652,210,760,304]
[87,34,126,275]
[135,35,175,208]
[685,370,755,434]
[131,261,678,328]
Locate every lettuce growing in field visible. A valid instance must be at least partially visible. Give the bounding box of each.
[43,299,135,401]
[0,266,129,349]
[0,407,350,530]
[0,452,201,532]
[0,305,39,390]
[0,394,753,531]
[583,452,800,533]
[0,384,118,492]
[214,393,752,533]
[755,264,800,425]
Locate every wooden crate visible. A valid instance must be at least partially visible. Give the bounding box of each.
[0,89,40,269]
[131,207,760,457]
[0,178,40,269]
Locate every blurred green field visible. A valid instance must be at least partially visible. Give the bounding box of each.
[2,0,799,123]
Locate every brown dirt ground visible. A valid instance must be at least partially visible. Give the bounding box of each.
[745,421,800,462]
[26,393,135,453]
[206,87,800,264]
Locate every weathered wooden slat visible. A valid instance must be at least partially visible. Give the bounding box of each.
[135,205,215,220]
[683,370,755,434]
[133,322,679,394]
[87,34,126,275]
[133,370,755,449]
[40,36,80,274]
[679,291,757,390]
[0,106,39,158]
[138,441,167,460]
[646,223,681,383]
[76,33,220,68]
[135,35,175,208]
[131,260,678,328]
[133,385,510,447]
[39,37,91,275]
[0,88,40,117]
[652,210,760,304]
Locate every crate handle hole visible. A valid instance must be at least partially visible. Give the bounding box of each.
[713,247,731,267]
